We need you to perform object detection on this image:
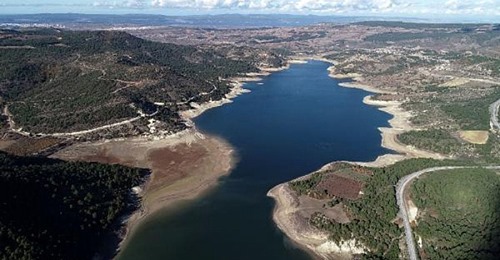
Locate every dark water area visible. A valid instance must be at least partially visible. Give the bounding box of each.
[118,60,392,260]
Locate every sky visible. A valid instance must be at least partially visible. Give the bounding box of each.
[0,0,499,21]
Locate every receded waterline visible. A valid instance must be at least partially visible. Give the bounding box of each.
[118,60,392,260]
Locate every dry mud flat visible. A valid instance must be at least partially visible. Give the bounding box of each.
[52,130,236,243]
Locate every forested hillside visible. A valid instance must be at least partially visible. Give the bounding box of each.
[0,29,285,136]
[0,151,149,260]
[303,159,475,258]
[412,168,500,259]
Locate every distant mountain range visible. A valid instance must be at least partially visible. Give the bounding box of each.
[0,13,430,29]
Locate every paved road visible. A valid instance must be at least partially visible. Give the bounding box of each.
[490,98,500,132]
[396,166,500,260]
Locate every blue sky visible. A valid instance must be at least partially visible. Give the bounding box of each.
[1,0,499,21]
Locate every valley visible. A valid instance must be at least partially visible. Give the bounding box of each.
[0,16,499,260]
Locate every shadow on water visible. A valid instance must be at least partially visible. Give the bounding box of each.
[118,60,392,260]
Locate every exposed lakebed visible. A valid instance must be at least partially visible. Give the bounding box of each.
[118,60,392,260]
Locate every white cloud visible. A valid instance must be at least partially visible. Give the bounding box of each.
[150,0,404,13]
[441,0,499,15]
[2,0,499,17]
[146,0,500,16]
[94,0,146,8]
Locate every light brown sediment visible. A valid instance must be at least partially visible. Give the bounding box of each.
[119,132,236,248]
[362,95,447,167]
[51,129,236,247]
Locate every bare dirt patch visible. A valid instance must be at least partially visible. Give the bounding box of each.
[1,136,64,156]
[458,130,489,144]
[297,195,350,224]
[439,77,470,87]
[316,174,364,200]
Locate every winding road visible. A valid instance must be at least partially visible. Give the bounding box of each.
[396,165,500,260]
[490,98,500,132]
[396,94,500,259]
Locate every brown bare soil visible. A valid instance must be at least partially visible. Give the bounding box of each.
[1,136,63,156]
[147,143,206,191]
[298,195,351,224]
[51,130,236,245]
[458,130,489,144]
[316,174,364,200]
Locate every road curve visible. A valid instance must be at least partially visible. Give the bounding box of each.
[396,165,500,260]
[490,98,500,132]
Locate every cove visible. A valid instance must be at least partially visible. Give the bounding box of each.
[118,60,392,260]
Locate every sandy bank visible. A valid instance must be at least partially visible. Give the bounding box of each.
[326,64,391,95]
[52,129,236,248]
[325,59,446,166]
[267,184,364,260]
[267,62,447,259]
[180,81,251,123]
[50,62,293,255]
[289,59,309,64]
[180,64,290,124]
[123,133,235,244]
[338,82,391,95]
[362,95,446,167]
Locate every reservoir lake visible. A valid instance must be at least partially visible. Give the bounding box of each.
[118,60,392,260]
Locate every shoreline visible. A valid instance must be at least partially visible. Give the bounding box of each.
[116,64,291,253]
[108,63,290,255]
[51,129,237,251]
[267,59,446,259]
[47,62,291,258]
[180,64,290,125]
[117,131,237,250]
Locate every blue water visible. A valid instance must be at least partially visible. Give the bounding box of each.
[118,60,391,260]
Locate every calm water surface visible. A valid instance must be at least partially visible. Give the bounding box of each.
[118,61,391,260]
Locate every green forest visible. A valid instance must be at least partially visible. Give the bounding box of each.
[411,168,500,259]
[398,86,500,162]
[0,151,148,260]
[306,158,475,259]
[398,129,464,155]
[440,87,500,130]
[0,29,285,134]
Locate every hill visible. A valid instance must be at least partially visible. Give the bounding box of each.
[0,28,284,138]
